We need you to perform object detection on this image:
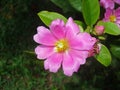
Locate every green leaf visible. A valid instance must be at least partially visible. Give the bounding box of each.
[82,0,100,26]
[74,20,85,28]
[98,21,120,35]
[110,45,120,59]
[95,44,111,67]
[38,11,67,26]
[50,0,74,12]
[68,0,82,12]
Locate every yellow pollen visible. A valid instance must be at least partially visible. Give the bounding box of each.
[54,39,69,53]
[109,15,116,22]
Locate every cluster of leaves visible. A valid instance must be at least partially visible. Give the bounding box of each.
[38,0,120,67]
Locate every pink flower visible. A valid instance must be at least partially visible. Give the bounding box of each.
[100,0,120,9]
[33,17,96,76]
[103,7,120,27]
[94,25,104,35]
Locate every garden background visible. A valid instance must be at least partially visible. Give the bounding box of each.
[0,0,120,90]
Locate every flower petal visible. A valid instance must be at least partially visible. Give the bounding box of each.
[116,20,120,27]
[33,26,57,46]
[35,45,54,59]
[62,52,80,76]
[117,17,120,19]
[115,7,120,16]
[100,0,114,9]
[50,19,65,39]
[78,33,96,50]
[69,49,88,65]
[68,32,96,51]
[44,60,49,70]
[65,26,83,51]
[116,20,120,24]
[44,53,63,73]
[66,17,80,35]
[105,9,113,19]
[114,0,120,5]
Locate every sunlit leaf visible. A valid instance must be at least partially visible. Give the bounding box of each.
[38,11,67,26]
[98,21,120,35]
[95,44,111,67]
[82,0,100,26]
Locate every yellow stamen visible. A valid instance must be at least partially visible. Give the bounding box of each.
[54,39,69,53]
[109,15,116,22]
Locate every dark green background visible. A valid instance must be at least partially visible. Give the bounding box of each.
[0,0,120,90]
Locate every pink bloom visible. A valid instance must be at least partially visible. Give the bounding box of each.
[33,17,96,76]
[103,7,120,27]
[94,25,104,35]
[100,0,120,9]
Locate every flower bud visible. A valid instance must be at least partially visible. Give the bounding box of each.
[88,43,101,57]
[94,25,104,35]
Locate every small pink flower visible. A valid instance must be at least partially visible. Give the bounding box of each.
[103,7,120,27]
[94,25,104,35]
[33,17,96,76]
[100,0,120,9]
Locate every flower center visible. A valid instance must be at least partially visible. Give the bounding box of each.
[54,39,69,53]
[109,15,116,22]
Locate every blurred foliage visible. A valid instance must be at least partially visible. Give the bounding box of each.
[0,0,120,90]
